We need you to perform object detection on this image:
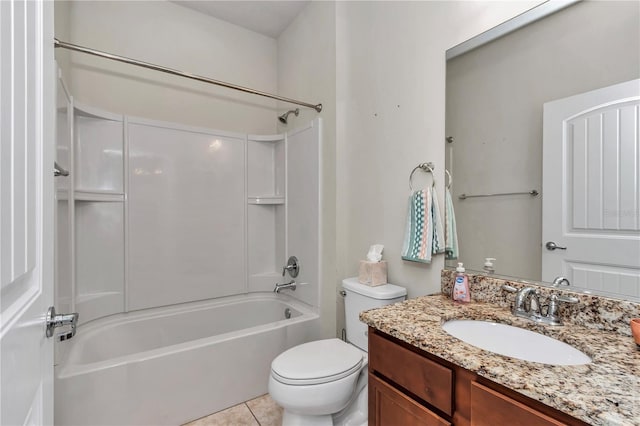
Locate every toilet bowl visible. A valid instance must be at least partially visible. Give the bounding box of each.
[269,278,407,426]
[269,339,365,416]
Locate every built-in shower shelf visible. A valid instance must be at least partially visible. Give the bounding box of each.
[75,190,125,202]
[248,196,285,205]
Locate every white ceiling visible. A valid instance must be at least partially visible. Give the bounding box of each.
[172,1,310,39]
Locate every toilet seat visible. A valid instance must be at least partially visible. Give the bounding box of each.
[271,338,363,386]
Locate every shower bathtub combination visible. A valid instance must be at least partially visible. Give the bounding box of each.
[54,82,322,424]
[54,293,319,425]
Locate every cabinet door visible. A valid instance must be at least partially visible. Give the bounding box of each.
[471,382,567,426]
[369,374,451,426]
[369,330,453,415]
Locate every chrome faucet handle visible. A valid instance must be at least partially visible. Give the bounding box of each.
[281,256,299,278]
[555,295,578,304]
[545,294,579,325]
[502,284,518,293]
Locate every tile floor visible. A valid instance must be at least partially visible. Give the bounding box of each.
[183,394,283,426]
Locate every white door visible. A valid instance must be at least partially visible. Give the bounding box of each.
[1,1,55,425]
[542,79,640,298]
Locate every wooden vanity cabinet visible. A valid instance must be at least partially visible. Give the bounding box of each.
[370,374,451,426]
[469,382,566,426]
[368,328,588,426]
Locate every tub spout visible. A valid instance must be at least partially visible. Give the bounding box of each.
[274,280,296,293]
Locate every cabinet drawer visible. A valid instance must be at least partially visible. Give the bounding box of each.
[470,382,567,426]
[369,330,453,415]
[370,374,451,426]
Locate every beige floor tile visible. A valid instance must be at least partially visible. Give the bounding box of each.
[246,394,283,426]
[183,403,259,426]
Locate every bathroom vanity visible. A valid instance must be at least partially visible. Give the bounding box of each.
[361,273,640,426]
[368,328,586,426]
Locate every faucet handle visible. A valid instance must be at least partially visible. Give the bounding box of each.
[282,256,299,278]
[555,295,578,304]
[502,284,518,293]
[546,294,579,325]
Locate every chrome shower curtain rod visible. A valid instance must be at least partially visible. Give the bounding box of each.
[54,38,323,113]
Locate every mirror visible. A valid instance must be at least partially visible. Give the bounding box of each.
[445,1,640,300]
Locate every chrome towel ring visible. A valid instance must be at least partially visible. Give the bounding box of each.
[409,162,435,191]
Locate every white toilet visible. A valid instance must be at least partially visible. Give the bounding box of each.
[269,278,407,426]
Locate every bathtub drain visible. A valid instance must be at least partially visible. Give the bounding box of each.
[284,308,292,319]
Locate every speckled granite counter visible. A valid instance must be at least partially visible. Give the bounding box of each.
[360,294,640,426]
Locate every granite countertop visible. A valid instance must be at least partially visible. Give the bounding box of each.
[360,295,640,426]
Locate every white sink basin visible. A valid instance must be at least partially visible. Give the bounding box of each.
[442,320,591,366]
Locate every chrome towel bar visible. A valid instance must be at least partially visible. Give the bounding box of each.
[458,189,539,200]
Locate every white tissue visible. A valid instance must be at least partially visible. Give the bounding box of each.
[366,244,384,262]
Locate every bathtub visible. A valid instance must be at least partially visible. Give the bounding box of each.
[54,293,320,426]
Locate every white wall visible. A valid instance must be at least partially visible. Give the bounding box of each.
[57,1,278,134]
[335,1,542,307]
[277,2,337,338]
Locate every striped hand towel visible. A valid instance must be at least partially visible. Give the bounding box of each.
[402,187,445,263]
[445,188,459,260]
[431,186,445,255]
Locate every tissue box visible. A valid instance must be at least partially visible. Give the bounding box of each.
[358,261,388,286]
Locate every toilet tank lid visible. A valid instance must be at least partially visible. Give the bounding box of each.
[342,277,407,299]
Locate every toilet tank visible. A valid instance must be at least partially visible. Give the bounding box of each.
[342,277,407,351]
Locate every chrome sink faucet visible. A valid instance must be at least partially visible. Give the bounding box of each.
[510,286,541,319]
[502,285,578,325]
[552,276,570,287]
[274,279,296,293]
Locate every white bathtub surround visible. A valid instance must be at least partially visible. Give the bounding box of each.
[55,293,319,426]
[57,99,322,324]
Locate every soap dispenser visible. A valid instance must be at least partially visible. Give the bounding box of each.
[483,258,496,274]
[452,263,471,303]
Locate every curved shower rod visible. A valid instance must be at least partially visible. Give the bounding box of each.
[54,38,323,113]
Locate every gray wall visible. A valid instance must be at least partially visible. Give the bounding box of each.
[445,0,640,279]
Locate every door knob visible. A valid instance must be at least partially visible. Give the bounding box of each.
[46,306,79,341]
[545,241,567,251]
